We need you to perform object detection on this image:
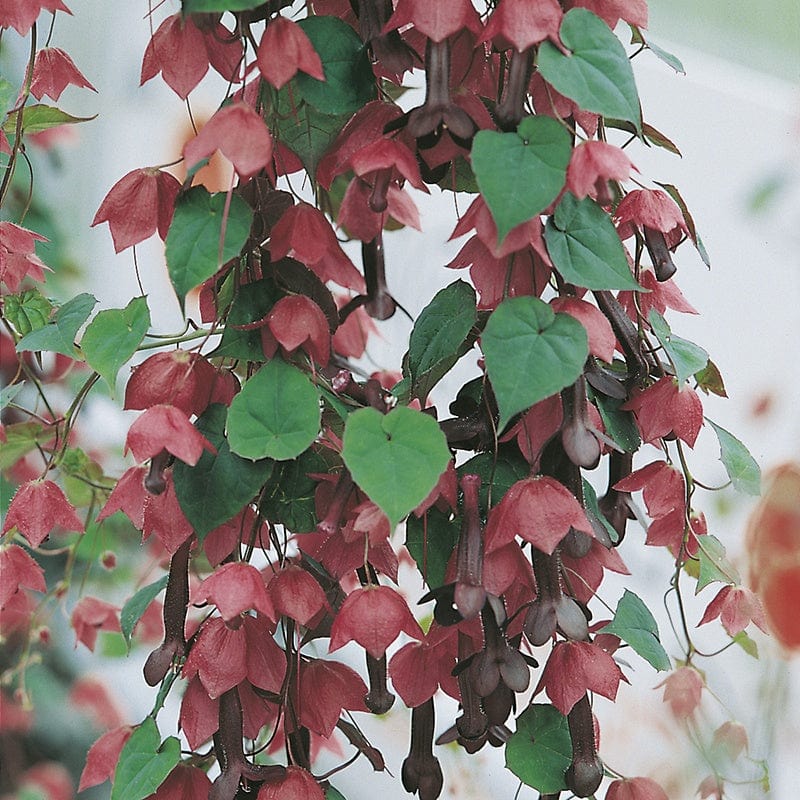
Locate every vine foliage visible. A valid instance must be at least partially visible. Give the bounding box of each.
[0,2,769,800]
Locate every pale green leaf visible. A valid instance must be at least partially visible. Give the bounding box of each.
[538,9,641,130]
[226,359,320,461]
[342,406,451,529]
[708,420,761,496]
[81,297,150,392]
[481,296,588,430]
[600,589,671,671]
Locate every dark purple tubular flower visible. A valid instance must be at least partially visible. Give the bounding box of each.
[402,698,444,800]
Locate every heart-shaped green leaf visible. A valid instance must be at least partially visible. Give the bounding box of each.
[600,589,671,671]
[259,448,329,533]
[545,193,640,290]
[296,16,377,115]
[407,280,477,402]
[272,88,352,176]
[695,534,741,592]
[213,277,281,361]
[111,717,180,800]
[648,309,709,384]
[481,296,588,430]
[120,576,168,647]
[3,104,96,135]
[707,419,761,496]
[226,358,321,461]
[471,115,571,245]
[3,289,52,336]
[16,293,97,358]
[174,404,274,540]
[505,704,571,794]
[342,406,451,529]
[165,186,253,309]
[537,8,642,131]
[592,391,641,453]
[81,296,150,393]
[405,506,460,589]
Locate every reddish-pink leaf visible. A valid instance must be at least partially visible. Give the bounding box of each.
[615,459,684,518]
[268,563,329,627]
[203,506,265,567]
[568,0,648,29]
[96,465,148,529]
[3,479,84,547]
[697,775,724,800]
[30,46,96,100]
[140,14,242,99]
[623,377,704,447]
[448,238,550,310]
[148,764,213,800]
[78,725,133,792]
[0,221,50,292]
[270,203,366,292]
[485,476,593,554]
[125,404,216,466]
[0,688,33,732]
[530,71,598,137]
[500,394,563,466]
[656,666,704,719]
[182,616,247,699]
[618,269,698,322]
[389,626,459,707]
[71,596,121,652]
[450,195,551,262]
[184,102,273,182]
[483,540,537,598]
[550,297,616,362]
[480,0,562,51]
[69,676,124,730]
[698,585,768,636]
[0,544,46,609]
[257,765,325,800]
[537,640,626,715]
[0,0,71,37]
[192,562,275,623]
[17,763,73,800]
[0,589,36,637]
[337,178,385,243]
[92,168,181,253]
[348,138,426,191]
[242,615,286,694]
[344,500,391,546]
[332,301,375,358]
[414,459,458,517]
[606,777,668,800]
[562,538,630,604]
[142,474,194,554]
[384,0,482,42]
[124,350,219,417]
[265,295,331,365]
[614,188,688,242]
[297,658,368,737]
[566,140,635,200]
[179,676,219,750]
[256,16,324,89]
[711,720,749,760]
[238,680,277,741]
[329,585,424,659]
[317,101,404,190]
